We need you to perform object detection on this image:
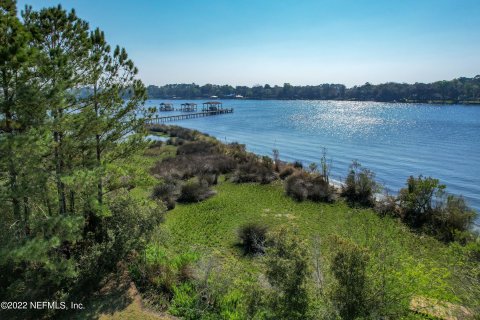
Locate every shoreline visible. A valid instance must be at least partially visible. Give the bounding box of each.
[146,98,480,106]
[147,127,480,230]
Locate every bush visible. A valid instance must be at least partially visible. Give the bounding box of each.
[225,142,249,163]
[151,153,236,181]
[152,179,180,210]
[265,227,310,320]
[198,173,218,186]
[231,160,276,184]
[148,140,163,149]
[285,172,334,202]
[292,160,303,169]
[430,195,478,243]
[374,194,399,217]
[308,175,334,202]
[176,140,219,155]
[130,245,198,301]
[329,235,371,320]
[177,181,215,203]
[279,166,295,180]
[238,223,268,255]
[342,161,379,207]
[397,175,445,228]
[285,173,309,201]
[152,180,179,200]
[397,176,477,242]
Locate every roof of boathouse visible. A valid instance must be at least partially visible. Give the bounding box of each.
[160,102,173,106]
[181,103,197,106]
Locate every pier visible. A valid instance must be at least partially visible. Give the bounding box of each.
[146,108,234,126]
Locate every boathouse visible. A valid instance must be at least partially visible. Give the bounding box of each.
[159,103,174,111]
[202,101,223,111]
[180,103,197,112]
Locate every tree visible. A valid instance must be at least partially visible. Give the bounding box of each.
[0,0,44,238]
[24,4,92,216]
[84,27,147,207]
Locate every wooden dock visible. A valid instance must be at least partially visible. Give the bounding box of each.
[146,109,233,126]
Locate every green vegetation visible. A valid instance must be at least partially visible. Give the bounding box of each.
[1,1,479,319]
[342,160,379,207]
[130,126,479,319]
[145,77,480,103]
[146,171,479,319]
[0,2,158,319]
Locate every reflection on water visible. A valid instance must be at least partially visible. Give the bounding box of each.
[146,99,480,218]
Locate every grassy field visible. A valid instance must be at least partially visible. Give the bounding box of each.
[78,140,477,319]
[157,179,463,301]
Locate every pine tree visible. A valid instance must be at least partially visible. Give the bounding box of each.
[0,0,45,239]
[23,4,91,216]
[84,28,147,207]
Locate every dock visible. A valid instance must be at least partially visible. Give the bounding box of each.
[146,108,233,126]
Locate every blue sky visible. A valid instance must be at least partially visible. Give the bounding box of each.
[17,0,480,87]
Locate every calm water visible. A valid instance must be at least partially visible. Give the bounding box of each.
[146,99,480,217]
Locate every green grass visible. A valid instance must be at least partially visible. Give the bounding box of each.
[155,179,470,307]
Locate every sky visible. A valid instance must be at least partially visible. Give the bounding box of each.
[16,0,480,87]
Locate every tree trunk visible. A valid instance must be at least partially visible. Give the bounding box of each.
[2,77,22,223]
[94,84,103,205]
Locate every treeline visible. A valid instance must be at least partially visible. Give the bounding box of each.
[146,76,480,103]
[0,2,159,319]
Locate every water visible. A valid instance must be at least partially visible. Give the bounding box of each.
[146,99,480,217]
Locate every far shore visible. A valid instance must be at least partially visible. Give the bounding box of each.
[147,98,480,105]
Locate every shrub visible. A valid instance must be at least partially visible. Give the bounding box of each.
[152,180,179,200]
[177,181,215,203]
[308,175,334,202]
[285,172,334,202]
[397,176,477,242]
[285,173,309,201]
[292,160,303,169]
[342,161,379,207]
[151,179,180,210]
[131,245,198,300]
[176,140,218,155]
[374,194,399,217]
[231,160,276,184]
[397,175,445,228]
[272,149,280,171]
[261,155,273,169]
[148,140,163,149]
[238,223,268,255]
[225,142,250,163]
[265,227,310,320]
[198,173,218,186]
[329,235,371,320]
[279,166,295,180]
[203,155,237,174]
[430,195,478,242]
